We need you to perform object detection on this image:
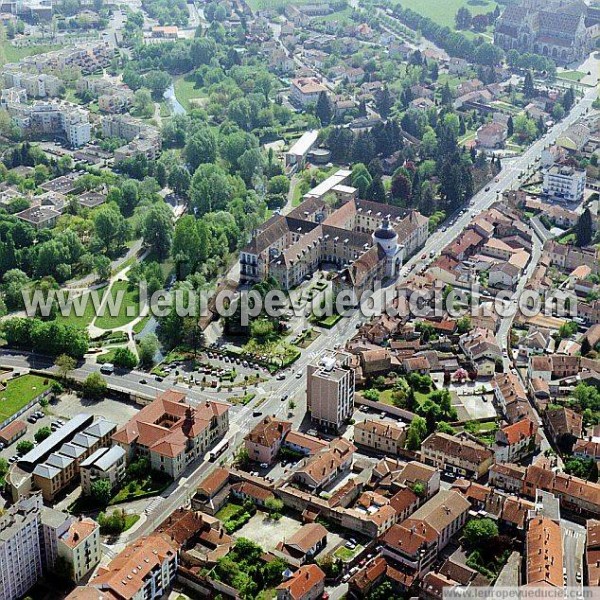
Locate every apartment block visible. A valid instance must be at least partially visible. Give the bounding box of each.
[543,165,586,203]
[307,349,355,432]
[0,495,44,600]
[77,535,178,600]
[57,518,101,583]
[8,415,117,502]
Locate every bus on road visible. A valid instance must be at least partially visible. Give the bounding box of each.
[208,438,229,461]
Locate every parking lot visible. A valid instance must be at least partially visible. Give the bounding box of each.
[0,393,138,465]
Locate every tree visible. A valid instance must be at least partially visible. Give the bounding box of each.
[82,372,107,400]
[112,347,138,369]
[457,316,472,334]
[94,206,128,254]
[238,147,265,185]
[315,91,332,126]
[172,215,204,277]
[391,170,412,204]
[189,163,232,215]
[34,426,51,443]
[406,416,427,451]
[143,70,171,99]
[142,203,173,259]
[376,86,393,118]
[168,165,191,196]
[138,333,159,366]
[184,127,217,171]
[523,71,535,98]
[576,208,592,247]
[462,518,499,549]
[16,439,34,455]
[94,255,112,281]
[91,478,112,504]
[55,353,76,381]
[455,6,472,29]
[0,457,8,479]
[264,497,284,513]
[441,82,453,106]
[507,115,514,137]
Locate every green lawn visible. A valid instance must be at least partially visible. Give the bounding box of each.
[558,70,586,82]
[123,514,140,531]
[396,0,498,29]
[0,42,60,66]
[0,375,52,421]
[173,74,204,112]
[334,544,364,562]
[109,473,169,505]
[94,280,140,330]
[216,502,244,521]
[56,288,107,330]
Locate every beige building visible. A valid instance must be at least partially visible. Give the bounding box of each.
[421,433,494,480]
[294,438,355,491]
[354,419,406,455]
[307,350,355,432]
[80,446,126,496]
[57,518,101,583]
[112,390,229,479]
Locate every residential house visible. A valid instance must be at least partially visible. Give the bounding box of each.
[544,407,583,453]
[276,564,326,600]
[244,417,292,465]
[493,419,539,463]
[525,517,563,588]
[294,438,355,491]
[476,122,507,149]
[381,491,470,576]
[275,523,328,567]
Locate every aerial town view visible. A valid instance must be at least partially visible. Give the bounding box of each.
[0,0,598,598]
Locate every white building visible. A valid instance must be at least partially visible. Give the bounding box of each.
[307,350,355,432]
[285,129,319,170]
[543,165,586,203]
[0,495,44,600]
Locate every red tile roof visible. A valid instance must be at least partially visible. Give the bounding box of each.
[276,564,325,600]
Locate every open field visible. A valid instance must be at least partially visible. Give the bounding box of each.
[397,0,498,29]
[173,74,204,112]
[0,375,52,421]
[56,288,107,330]
[0,41,60,66]
[94,280,139,330]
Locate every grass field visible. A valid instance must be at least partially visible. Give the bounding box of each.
[0,41,60,66]
[397,0,498,29]
[94,280,140,330]
[173,74,204,112]
[56,288,107,330]
[0,375,52,421]
[558,70,586,82]
[246,0,316,11]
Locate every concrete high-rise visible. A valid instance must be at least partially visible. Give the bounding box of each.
[307,350,355,432]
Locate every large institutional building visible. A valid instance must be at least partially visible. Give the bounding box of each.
[239,170,428,293]
[494,0,598,63]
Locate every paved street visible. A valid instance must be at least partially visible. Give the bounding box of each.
[562,519,586,588]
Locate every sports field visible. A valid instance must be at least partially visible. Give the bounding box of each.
[396,0,498,29]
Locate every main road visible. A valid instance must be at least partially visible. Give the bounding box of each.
[0,83,596,541]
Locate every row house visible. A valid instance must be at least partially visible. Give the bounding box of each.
[420,433,494,480]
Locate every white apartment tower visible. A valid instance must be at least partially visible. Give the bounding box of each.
[307,349,355,432]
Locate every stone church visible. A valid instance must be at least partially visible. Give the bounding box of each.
[494,0,598,64]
